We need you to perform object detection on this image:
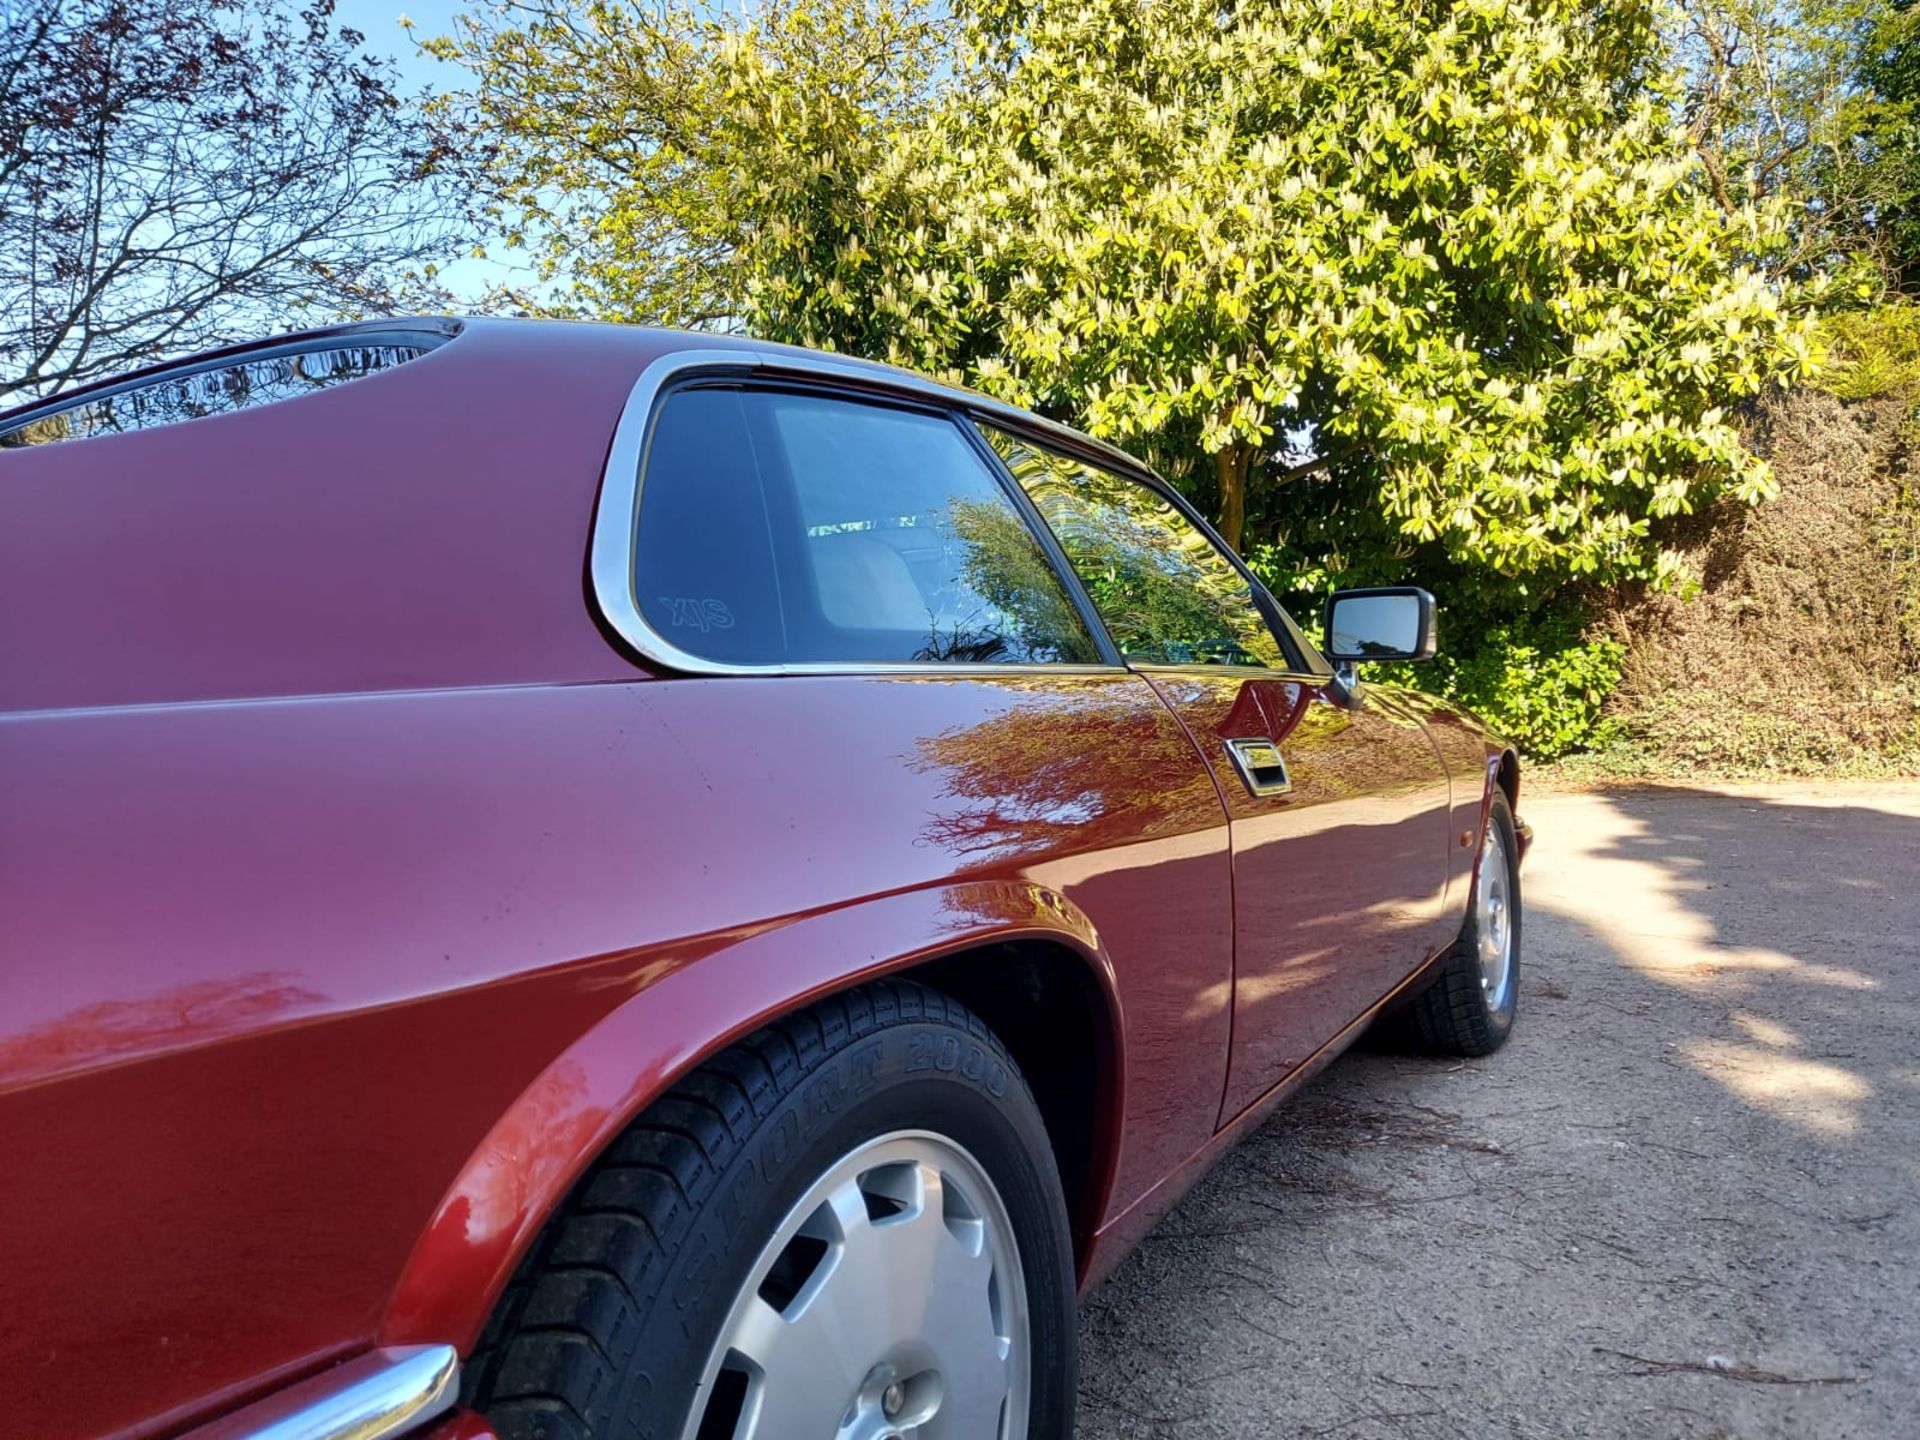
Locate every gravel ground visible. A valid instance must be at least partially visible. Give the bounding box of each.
[1078,782,1920,1440]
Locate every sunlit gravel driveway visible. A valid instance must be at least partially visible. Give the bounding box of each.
[1078,782,1920,1440]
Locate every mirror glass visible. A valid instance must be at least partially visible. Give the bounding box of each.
[1328,593,1421,659]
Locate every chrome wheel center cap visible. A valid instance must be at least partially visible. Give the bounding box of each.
[843,1365,940,1440]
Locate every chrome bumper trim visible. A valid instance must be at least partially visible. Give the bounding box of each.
[182,1345,459,1440]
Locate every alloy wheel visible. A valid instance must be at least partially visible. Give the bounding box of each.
[681,1130,1030,1440]
[1475,822,1514,1015]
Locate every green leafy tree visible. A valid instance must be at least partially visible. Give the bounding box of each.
[1858,1,1920,282]
[416,0,949,325]
[1666,0,1914,284]
[435,0,1819,594]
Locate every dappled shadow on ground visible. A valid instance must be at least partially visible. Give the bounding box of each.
[1531,785,1918,1150]
[1076,784,1920,1440]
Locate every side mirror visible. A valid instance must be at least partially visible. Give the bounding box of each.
[1324,587,1437,679]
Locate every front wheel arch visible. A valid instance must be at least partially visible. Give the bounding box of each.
[1497,748,1520,813]
[1400,788,1523,1057]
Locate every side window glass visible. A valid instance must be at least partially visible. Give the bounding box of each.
[981,427,1289,669]
[632,387,1101,667]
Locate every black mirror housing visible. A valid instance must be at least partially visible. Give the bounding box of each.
[1323,586,1438,664]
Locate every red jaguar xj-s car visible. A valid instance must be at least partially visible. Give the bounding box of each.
[0,320,1529,1440]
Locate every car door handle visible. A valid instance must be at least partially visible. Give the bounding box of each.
[1223,736,1292,797]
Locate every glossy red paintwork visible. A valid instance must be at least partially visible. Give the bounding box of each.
[422,1412,499,1440]
[0,321,1518,1439]
[1138,673,1457,1122]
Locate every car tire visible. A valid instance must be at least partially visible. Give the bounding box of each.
[464,979,1078,1440]
[1399,790,1522,1058]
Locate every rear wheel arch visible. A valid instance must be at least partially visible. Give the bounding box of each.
[896,938,1123,1274]
[381,895,1127,1355]
[463,977,1081,1439]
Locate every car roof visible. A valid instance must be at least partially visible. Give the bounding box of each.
[0,318,1154,483]
[0,318,1171,712]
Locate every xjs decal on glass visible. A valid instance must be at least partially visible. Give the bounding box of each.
[659,597,736,633]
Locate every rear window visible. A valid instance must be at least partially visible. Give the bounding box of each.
[0,336,445,449]
[631,386,1101,667]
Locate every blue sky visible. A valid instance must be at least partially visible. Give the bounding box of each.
[334,0,462,90]
[333,0,532,302]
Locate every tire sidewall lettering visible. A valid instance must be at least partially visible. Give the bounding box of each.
[906,1028,1010,1099]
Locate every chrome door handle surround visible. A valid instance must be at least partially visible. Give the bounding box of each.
[1223,736,1292,797]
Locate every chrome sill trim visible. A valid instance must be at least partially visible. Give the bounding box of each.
[182,1345,458,1440]
[589,346,1147,680]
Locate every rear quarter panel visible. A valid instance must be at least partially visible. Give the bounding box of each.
[0,673,1230,1439]
[0,321,653,715]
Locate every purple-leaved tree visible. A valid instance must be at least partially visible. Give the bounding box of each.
[0,0,459,403]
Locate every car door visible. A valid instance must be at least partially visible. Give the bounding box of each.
[975,426,1455,1124]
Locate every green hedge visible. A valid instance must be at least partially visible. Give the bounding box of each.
[1369,613,1626,761]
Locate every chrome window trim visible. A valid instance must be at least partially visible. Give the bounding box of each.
[746,342,1156,484]
[1131,662,1328,686]
[180,1344,457,1440]
[588,345,1136,678]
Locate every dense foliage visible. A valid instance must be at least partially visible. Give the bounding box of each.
[423,0,1851,752]
[434,0,1818,580]
[1862,3,1920,285]
[1816,299,1920,403]
[1579,382,1920,777]
[1373,610,1629,760]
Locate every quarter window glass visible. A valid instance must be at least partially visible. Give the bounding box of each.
[632,388,1100,666]
[982,427,1288,669]
[0,341,440,448]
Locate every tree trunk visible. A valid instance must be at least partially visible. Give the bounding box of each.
[1214,442,1251,552]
